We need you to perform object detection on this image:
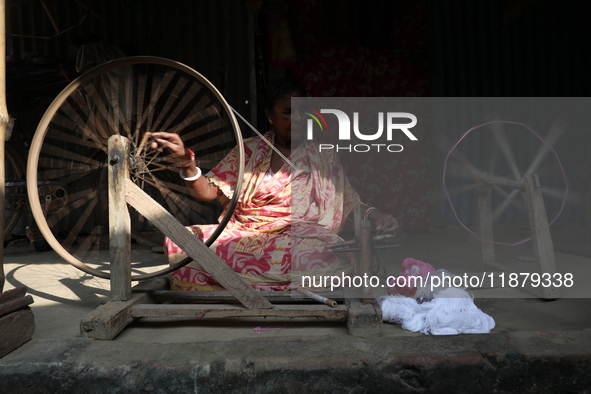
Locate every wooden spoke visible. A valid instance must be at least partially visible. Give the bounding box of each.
[37,156,103,173]
[448,151,488,183]
[491,185,527,216]
[432,182,481,205]
[61,197,98,250]
[73,229,101,261]
[133,73,149,146]
[445,182,481,198]
[55,100,109,148]
[523,119,566,178]
[487,121,522,181]
[41,124,104,150]
[448,156,523,189]
[137,70,178,132]
[488,141,498,174]
[88,108,112,142]
[173,106,225,142]
[46,189,97,228]
[121,74,135,139]
[40,143,104,168]
[144,175,208,221]
[490,188,520,222]
[541,187,580,203]
[79,82,122,136]
[36,165,103,184]
[148,75,200,133]
[102,71,134,137]
[167,105,222,136]
[138,158,174,174]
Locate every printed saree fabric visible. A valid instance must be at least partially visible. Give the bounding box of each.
[165,132,360,291]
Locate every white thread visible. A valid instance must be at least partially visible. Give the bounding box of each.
[364,207,378,221]
[230,106,297,170]
[377,286,495,335]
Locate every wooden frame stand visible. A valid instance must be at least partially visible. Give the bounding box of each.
[476,174,559,299]
[80,136,382,339]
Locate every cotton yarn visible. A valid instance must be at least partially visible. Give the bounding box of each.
[377,286,496,335]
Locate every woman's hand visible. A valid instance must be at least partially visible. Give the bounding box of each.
[373,212,399,234]
[149,131,190,162]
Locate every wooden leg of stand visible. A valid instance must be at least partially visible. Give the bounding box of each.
[108,136,131,302]
[587,178,591,244]
[347,219,382,337]
[477,183,495,269]
[523,174,559,299]
[361,220,373,301]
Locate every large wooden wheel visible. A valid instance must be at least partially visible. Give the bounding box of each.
[26,57,244,280]
[443,119,569,244]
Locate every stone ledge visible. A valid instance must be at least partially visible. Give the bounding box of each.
[1,330,590,393]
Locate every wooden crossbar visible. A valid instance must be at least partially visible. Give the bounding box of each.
[125,179,272,310]
[131,304,349,319]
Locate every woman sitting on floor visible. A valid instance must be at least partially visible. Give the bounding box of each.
[150,77,399,291]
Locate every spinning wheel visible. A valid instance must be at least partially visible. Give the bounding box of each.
[26,57,244,280]
[442,119,569,298]
[443,119,568,244]
[25,57,383,340]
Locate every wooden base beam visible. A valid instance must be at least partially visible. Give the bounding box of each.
[151,290,346,304]
[131,304,349,320]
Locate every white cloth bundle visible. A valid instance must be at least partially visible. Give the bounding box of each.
[377,287,496,335]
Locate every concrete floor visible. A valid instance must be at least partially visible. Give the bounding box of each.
[1,223,591,393]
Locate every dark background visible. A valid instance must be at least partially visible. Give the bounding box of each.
[5,0,590,229]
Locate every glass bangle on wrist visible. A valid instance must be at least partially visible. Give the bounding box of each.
[364,207,378,221]
[179,166,202,181]
[176,149,195,168]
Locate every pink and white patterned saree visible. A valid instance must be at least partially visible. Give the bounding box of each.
[165,132,359,291]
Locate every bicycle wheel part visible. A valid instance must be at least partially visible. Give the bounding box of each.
[4,143,26,240]
[26,56,244,280]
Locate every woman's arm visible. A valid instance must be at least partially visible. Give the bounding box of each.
[150,131,222,202]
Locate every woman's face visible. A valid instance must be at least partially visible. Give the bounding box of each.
[267,91,306,146]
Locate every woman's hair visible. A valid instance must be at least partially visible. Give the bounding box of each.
[264,77,307,111]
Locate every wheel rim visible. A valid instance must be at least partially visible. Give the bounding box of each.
[26,56,244,280]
